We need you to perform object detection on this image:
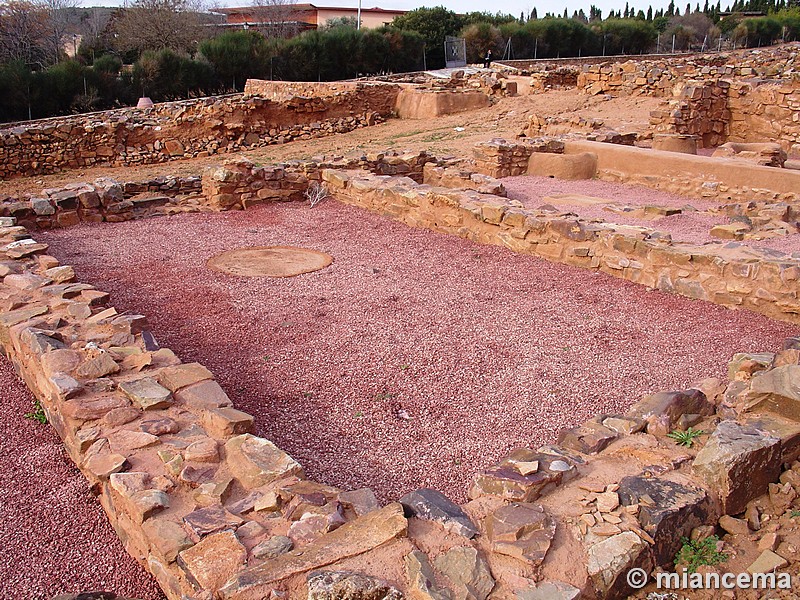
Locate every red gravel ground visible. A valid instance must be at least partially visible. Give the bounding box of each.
[503,175,800,255]
[38,201,797,504]
[0,359,164,599]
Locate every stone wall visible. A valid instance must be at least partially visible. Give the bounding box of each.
[651,78,800,150]
[2,157,800,598]
[325,168,800,324]
[0,175,203,229]
[473,137,800,203]
[0,81,399,180]
[575,43,799,98]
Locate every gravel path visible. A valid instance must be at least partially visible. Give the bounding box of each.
[0,359,164,600]
[38,201,797,503]
[503,175,800,254]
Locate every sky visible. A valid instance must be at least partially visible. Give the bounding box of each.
[79,0,677,18]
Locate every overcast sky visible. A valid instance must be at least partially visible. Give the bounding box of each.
[306,0,674,17]
[80,0,677,18]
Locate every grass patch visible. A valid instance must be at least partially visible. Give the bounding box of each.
[667,427,704,448]
[24,400,47,424]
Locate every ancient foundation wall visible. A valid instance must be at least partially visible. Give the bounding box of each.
[0,81,399,180]
[323,168,800,324]
[562,139,800,202]
[394,88,491,119]
[575,43,799,98]
[2,156,800,599]
[651,78,800,150]
[472,138,800,203]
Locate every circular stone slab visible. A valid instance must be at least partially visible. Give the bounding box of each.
[207,246,333,278]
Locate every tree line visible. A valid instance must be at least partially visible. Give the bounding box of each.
[0,0,798,123]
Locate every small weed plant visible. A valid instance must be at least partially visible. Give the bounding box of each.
[305,182,329,208]
[675,536,728,573]
[25,400,47,424]
[667,427,704,448]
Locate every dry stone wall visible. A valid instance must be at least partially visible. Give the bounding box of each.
[651,78,800,150]
[0,81,399,180]
[3,162,800,598]
[3,150,800,598]
[0,175,203,229]
[575,43,800,98]
[324,168,800,325]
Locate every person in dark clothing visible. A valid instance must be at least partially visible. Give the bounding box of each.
[483,49,493,68]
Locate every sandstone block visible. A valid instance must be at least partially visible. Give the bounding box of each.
[399,488,478,538]
[485,502,556,566]
[201,407,254,437]
[618,476,709,566]
[157,362,214,391]
[587,531,651,599]
[177,529,246,593]
[307,571,402,600]
[405,550,450,600]
[225,434,303,489]
[118,377,173,410]
[142,518,194,562]
[219,503,407,598]
[434,546,494,600]
[742,364,800,421]
[693,420,782,515]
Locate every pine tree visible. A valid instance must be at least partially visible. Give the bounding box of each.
[647,5,653,18]
[667,0,675,15]
[531,7,538,19]
[563,7,568,17]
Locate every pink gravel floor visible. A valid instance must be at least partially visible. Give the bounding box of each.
[503,175,800,255]
[37,201,798,505]
[0,359,164,599]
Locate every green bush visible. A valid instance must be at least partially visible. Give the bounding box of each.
[132,49,214,100]
[199,30,271,91]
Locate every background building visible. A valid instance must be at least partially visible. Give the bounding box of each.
[213,3,406,35]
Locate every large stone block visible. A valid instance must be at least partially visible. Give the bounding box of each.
[224,434,303,489]
[627,388,714,429]
[469,448,577,502]
[307,571,402,600]
[219,503,407,599]
[435,546,495,600]
[527,152,597,180]
[587,531,652,599]
[485,502,556,566]
[399,488,477,538]
[742,364,800,421]
[618,476,709,566]
[177,529,246,593]
[692,420,782,515]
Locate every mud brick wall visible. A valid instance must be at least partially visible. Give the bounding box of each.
[0,81,399,180]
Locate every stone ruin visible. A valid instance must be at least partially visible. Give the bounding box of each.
[2,44,800,600]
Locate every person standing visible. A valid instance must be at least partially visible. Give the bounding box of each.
[484,49,493,68]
